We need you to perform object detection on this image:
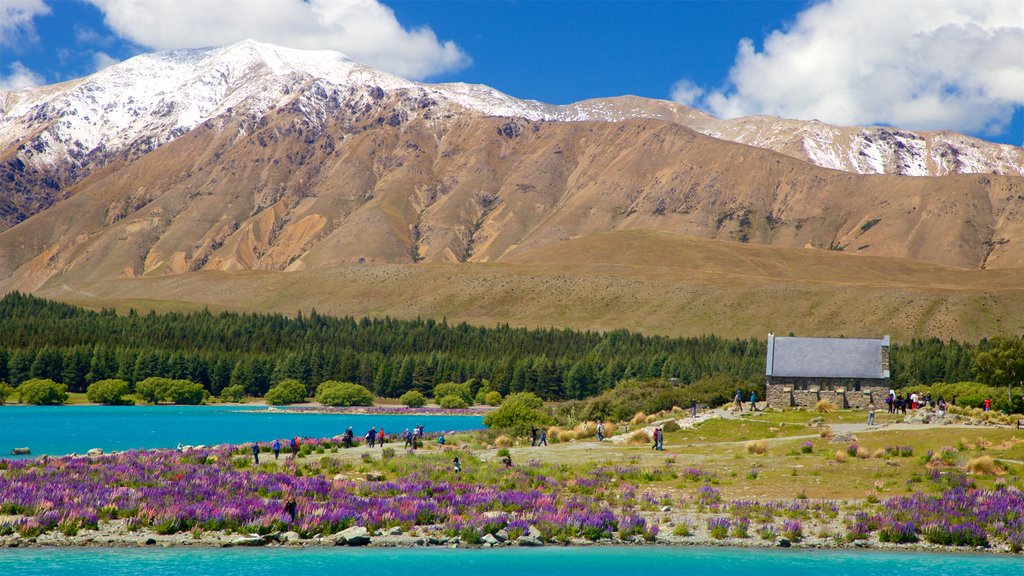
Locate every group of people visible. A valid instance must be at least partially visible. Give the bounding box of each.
[884,390,951,415]
[734,389,758,412]
[251,436,300,464]
[651,426,665,451]
[530,426,548,446]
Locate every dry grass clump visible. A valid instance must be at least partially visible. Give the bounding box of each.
[573,422,597,438]
[816,399,838,413]
[627,430,652,445]
[966,456,1002,476]
[630,412,648,425]
[856,446,871,459]
[833,450,848,463]
[494,435,512,448]
[819,427,835,439]
[872,448,886,459]
[661,420,682,433]
[547,426,568,443]
[745,439,768,454]
[603,422,619,435]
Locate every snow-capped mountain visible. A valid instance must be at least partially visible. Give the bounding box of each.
[2,39,1019,186]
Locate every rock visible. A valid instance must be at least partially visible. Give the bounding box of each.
[143,538,157,546]
[230,535,267,547]
[482,534,500,546]
[387,526,403,536]
[527,525,542,539]
[516,535,543,547]
[777,537,791,548]
[660,505,672,512]
[11,447,30,455]
[338,526,370,546]
[366,472,385,482]
[281,531,301,543]
[87,448,103,457]
[494,529,509,542]
[830,432,856,443]
[853,539,868,548]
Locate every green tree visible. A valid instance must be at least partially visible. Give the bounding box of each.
[484,390,503,406]
[973,336,1024,408]
[7,349,34,385]
[86,379,132,405]
[265,379,307,405]
[17,378,69,405]
[432,381,473,405]
[399,390,427,407]
[315,381,374,407]
[165,380,206,405]
[0,382,14,404]
[438,394,469,409]
[482,392,550,435]
[135,376,173,404]
[219,384,246,403]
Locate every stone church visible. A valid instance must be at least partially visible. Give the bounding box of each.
[765,333,890,409]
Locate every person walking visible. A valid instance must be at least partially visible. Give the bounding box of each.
[651,427,659,450]
[735,389,743,412]
[657,427,664,451]
[691,400,697,418]
[749,391,757,411]
[366,427,377,448]
[272,438,281,460]
[290,436,299,459]
[379,427,386,448]
[403,428,413,449]
[539,429,547,446]
[531,426,538,447]
[252,443,260,465]
[343,427,354,448]
[597,421,605,442]
[867,403,876,426]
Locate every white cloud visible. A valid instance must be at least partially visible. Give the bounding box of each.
[0,0,51,47]
[85,0,469,79]
[92,51,120,72]
[0,61,44,90]
[669,79,704,107]
[690,0,1024,136]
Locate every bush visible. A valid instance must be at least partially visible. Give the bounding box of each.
[265,379,308,405]
[966,456,1002,475]
[17,378,68,405]
[315,381,373,407]
[399,390,427,408]
[627,430,651,445]
[86,379,132,405]
[136,377,173,404]
[494,436,513,449]
[816,399,837,413]
[432,382,473,405]
[482,392,550,435]
[484,390,503,406]
[438,394,469,409]
[0,382,15,404]
[745,439,768,454]
[166,380,206,405]
[219,384,246,403]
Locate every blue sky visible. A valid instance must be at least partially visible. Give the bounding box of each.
[2,0,1022,145]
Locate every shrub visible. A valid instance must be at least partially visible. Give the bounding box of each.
[730,517,750,539]
[438,394,469,409]
[745,439,768,454]
[708,517,730,539]
[672,522,692,537]
[135,377,172,404]
[856,446,871,459]
[800,441,814,453]
[878,521,918,544]
[834,450,848,463]
[846,444,860,457]
[264,379,308,405]
[494,435,513,449]
[219,384,246,403]
[482,392,550,435]
[484,391,502,406]
[399,390,427,408]
[166,380,206,405]
[630,412,648,425]
[316,381,373,407]
[86,379,132,405]
[0,382,14,404]
[432,382,473,405]
[781,519,802,541]
[661,420,681,433]
[17,378,68,405]
[816,399,837,413]
[966,456,1001,475]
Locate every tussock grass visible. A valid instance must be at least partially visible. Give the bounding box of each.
[627,430,652,445]
[856,446,871,459]
[833,450,848,463]
[966,456,1002,476]
[494,435,512,448]
[816,399,838,413]
[630,412,648,425]
[745,439,768,454]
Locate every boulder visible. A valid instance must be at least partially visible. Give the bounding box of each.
[777,537,792,548]
[229,535,267,546]
[11,448,30,455]
[366,472,385,482]
[481,533,500,546]
[338,526,371,546]
[281,531,301,543]
[87,448,103,457]
[527,525,542,539]
[387,526,403,536]
[494,529,509,542]
[516,535,543,547]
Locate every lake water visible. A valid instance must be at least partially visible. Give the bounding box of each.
[0,546,1020,576]
[0,405,483,458]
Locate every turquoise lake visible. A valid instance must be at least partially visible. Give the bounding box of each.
[1,546,1020,575]
[0,405,483,457]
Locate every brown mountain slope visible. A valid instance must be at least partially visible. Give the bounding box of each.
[1,96,1022,296]
[38,231,1024,341]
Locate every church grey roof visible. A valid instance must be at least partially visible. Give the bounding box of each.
[766,335,889,379]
